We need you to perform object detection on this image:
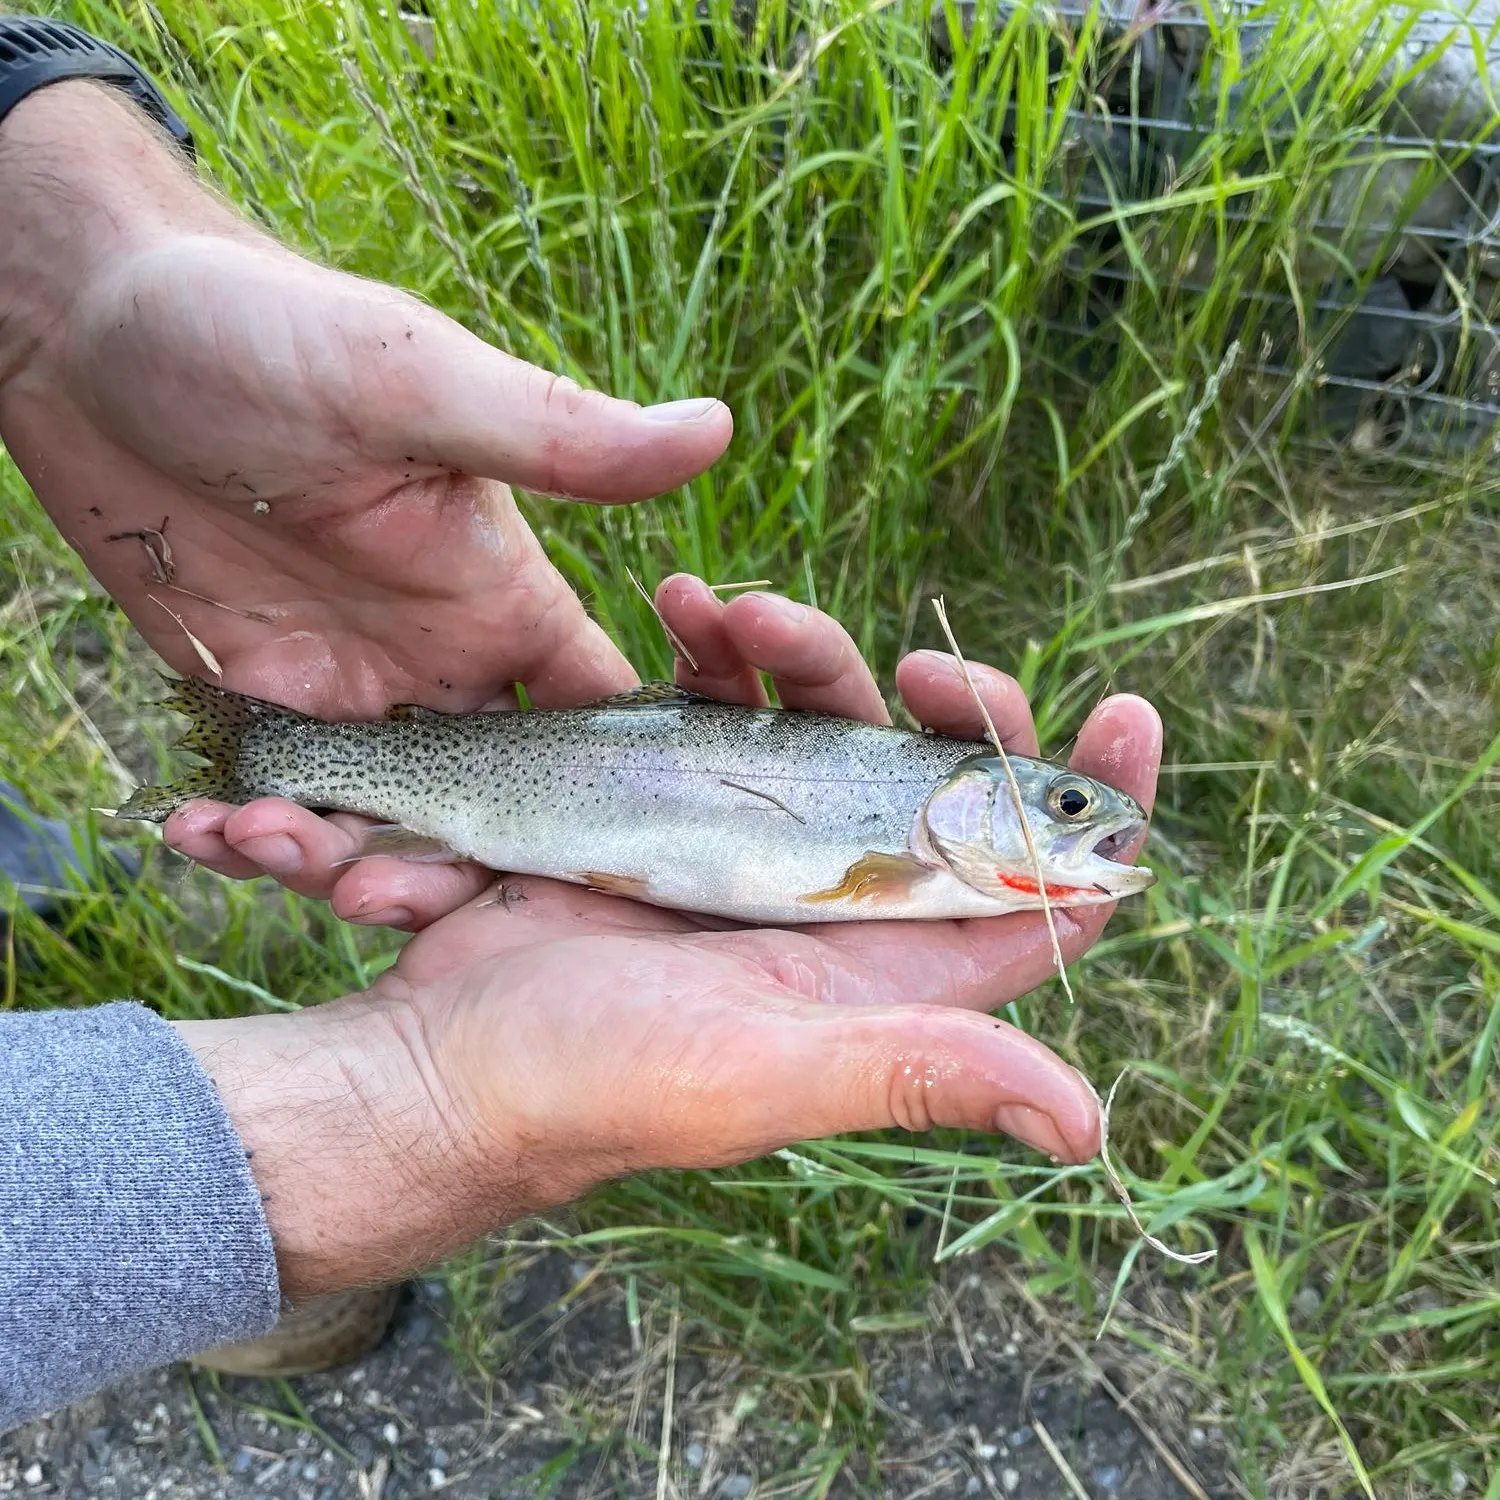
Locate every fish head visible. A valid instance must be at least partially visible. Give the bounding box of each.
[917,754,1155,908]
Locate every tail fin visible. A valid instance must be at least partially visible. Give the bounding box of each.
[116,676,298,823]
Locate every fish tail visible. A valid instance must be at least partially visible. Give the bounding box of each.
[116,676,293,823]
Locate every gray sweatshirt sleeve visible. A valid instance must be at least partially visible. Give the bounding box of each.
[0,1002,281,1431]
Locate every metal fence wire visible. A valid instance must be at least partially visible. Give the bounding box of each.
[935,0,1500,464]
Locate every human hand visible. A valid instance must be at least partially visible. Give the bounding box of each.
[178,661,1157,1301]
[173,582,1161,1301]
[0,82,729,719]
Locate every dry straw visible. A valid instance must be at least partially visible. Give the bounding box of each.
[929,598,1216,1270]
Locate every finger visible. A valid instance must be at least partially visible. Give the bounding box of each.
[329,860,505,932]
[655,573,768,706]
[718,592,891,723]
[757,1000,1100,1162]
[163,801,268,882]
[212,801,374,900]
[893,651,1040,755]
[503,539,642,709]
[590,941,1102,1164]
[213,799,489,927]
[381,306,733,503]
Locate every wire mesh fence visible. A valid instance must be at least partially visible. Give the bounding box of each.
[921,0,1500,466]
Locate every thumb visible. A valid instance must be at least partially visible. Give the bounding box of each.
[374,301,734,503]
[648,997,1103,1168]
[504,946,1104,1173]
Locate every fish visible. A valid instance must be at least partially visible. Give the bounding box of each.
[115,676,1157,925]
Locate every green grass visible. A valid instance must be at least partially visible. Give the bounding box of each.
[3,0,1500,1492]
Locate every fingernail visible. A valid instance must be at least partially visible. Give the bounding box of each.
[238,834,302,875]
[993,1103,1070,1160]
[747,592,808,622]
[349,906,414,929]
[642,397,722,423]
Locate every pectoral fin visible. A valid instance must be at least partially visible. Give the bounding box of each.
[800,851,929,907]
[330,824,464,866]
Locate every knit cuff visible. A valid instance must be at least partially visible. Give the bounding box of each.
[0,1001,280,1430]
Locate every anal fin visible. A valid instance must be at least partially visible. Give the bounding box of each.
[800,851,929,907]
[330,824,464,867]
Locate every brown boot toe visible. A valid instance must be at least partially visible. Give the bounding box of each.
[192,1283,404,1377]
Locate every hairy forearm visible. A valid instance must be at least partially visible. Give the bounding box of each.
[0,80,236,385]
[172,990,506,1302]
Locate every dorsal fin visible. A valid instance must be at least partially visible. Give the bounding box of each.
[580,681,716,710]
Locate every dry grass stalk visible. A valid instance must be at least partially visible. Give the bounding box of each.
[930,598,1217,1270]
[627,567,702,675]
[1031,1419,1091,1500]
[147,595,224,679]
[929,595,1074,1007]
[1099,1069,1217,1268]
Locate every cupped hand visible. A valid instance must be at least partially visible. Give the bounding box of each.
[199,647,1158,1299]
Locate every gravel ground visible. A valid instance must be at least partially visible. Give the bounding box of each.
[3,1249,1231,1500]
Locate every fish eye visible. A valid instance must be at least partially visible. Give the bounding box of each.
[1048,779,1096,821]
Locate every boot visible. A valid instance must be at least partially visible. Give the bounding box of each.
[192,1283,404,1377]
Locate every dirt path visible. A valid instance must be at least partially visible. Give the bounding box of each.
[3,1250,1230,1499]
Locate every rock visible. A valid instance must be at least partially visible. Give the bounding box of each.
[1001,1470,1021,1493]
[1326,277,1420,380]
[1314,151,1480,283]
[1093,1464,1124,1491]
[1369,1,1500,144]
[720,1477,753,1499]
[964,1479,982,1497]
[1414,279,1500,450]
[929,0,1138,65]
[685,1443,706,1470]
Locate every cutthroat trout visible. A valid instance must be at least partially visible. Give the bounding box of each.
[117,677,1156,925]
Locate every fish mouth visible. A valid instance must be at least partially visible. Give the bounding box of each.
[986,817,1155,906]
[1079,817,1155,896]
[1091,823,1140,862]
